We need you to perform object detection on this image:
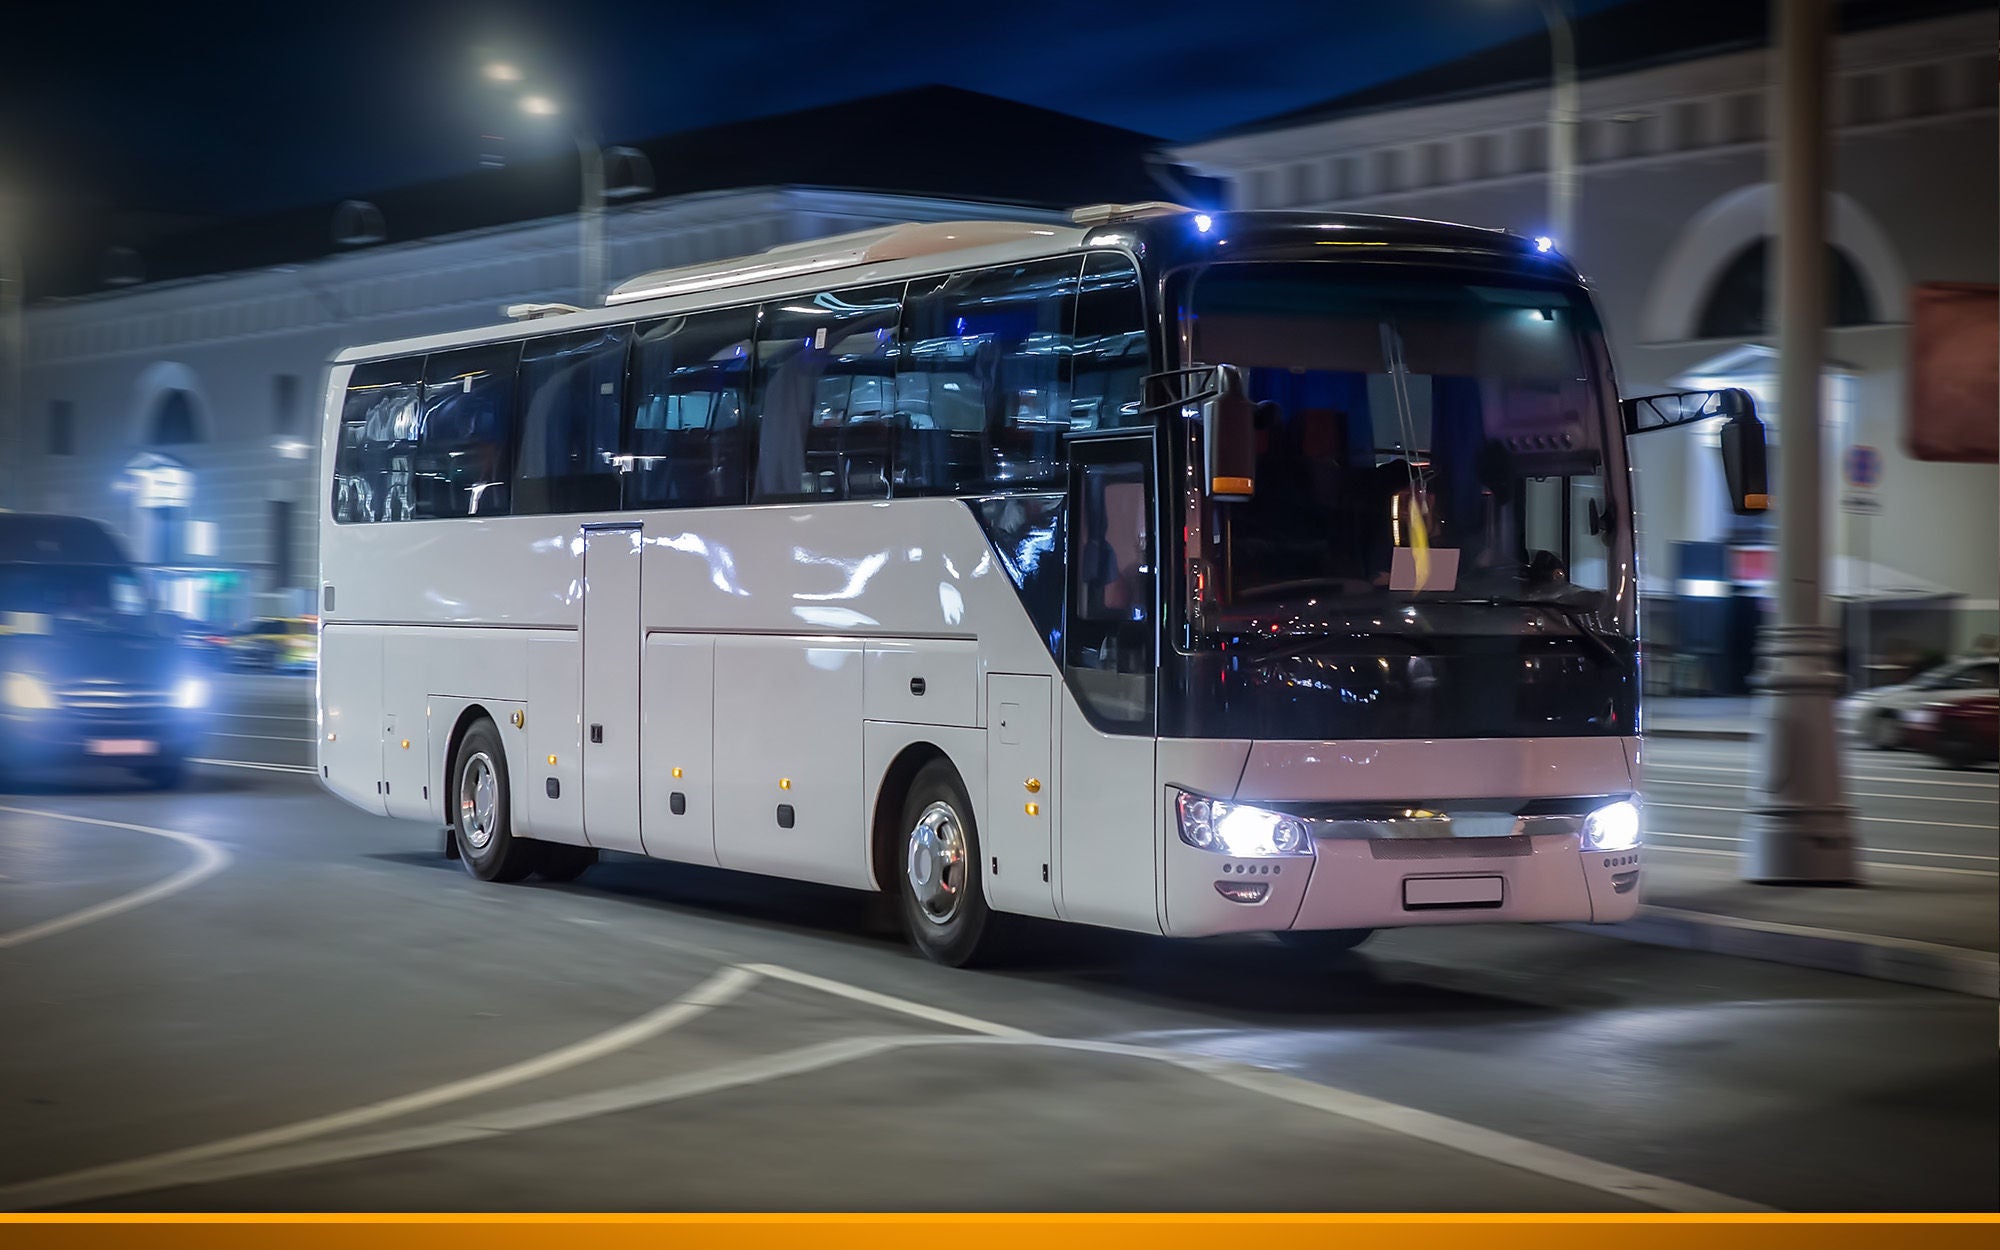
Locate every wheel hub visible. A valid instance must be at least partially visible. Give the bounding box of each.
[459,751,498,851]
[906,801,967,926]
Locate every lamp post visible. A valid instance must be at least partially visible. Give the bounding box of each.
[1739,0,1857,884]
[0,196,22,510]
[1536,0,1579,249]
[517,91,606,304]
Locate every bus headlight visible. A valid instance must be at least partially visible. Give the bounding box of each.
[3,672,56,711]
[1581,799,1642,852]
[1176,791,1311,857]
[174,677,208,710]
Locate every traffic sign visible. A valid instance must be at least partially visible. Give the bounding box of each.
[1843,444,1881,490]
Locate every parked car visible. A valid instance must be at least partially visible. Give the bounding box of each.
[229,616,319,672]
[1840,656,1999,749]
[1901,691,1999,768]
[0,512,207,789]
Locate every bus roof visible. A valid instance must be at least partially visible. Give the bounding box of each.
[330,206,1568,367]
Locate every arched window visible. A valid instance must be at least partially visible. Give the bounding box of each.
[150,389,201,445]
[1695,239,1875,339]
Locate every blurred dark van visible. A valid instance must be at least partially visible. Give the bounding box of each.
[0,513,207,788]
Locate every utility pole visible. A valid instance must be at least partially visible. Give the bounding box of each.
[1741,0,1858,884]
[0,198,23,511]
[1539,0,1578,247]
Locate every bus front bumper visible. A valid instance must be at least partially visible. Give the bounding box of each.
[1162,825,1642,938]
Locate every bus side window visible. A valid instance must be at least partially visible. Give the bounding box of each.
[627,308,755,508]
[514,325,630,515]
[897,258,1080,496]
[419,344,519,518]
[332,357,424,524]
[751,282,902,503]
[1072,252,1149,432]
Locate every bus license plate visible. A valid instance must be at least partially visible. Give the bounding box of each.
[1403,875,1504,910]
[86,739,158,757]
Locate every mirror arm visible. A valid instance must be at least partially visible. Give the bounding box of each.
[1620,386,1755,436]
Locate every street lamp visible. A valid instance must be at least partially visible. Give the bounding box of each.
[481,62,650,304]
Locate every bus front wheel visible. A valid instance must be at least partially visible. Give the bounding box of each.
[450,719,542,883]
[896,759,1000,967]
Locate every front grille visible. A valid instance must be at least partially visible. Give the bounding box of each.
[1368,836,1534,861]
[58,682,172,712]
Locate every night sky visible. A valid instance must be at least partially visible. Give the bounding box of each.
[3,0,1635,221]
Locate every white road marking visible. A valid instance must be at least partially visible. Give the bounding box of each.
[0,806,231,949]
[0,964,757,1211]
[190,757,316,775]
[1646,761,1997,791]
[744,961,1033,1038]
[1648,843,1997,878]
[1638,903,2000,966]
[1648,777,1997,806]
[1653,801,1996,833]
[1649,830,1998,864]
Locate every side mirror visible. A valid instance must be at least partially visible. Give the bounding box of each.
[1202,364,1257,500]
[1719,408,1770,516]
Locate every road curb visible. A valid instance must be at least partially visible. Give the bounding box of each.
[1562,907,2000,998]
[1644,726,1756,741]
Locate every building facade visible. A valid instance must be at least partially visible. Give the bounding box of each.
[10,187,1058,623]
[1173,8,1998,668]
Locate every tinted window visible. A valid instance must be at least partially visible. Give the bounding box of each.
[417,345,518,518]
[515,325,630,514]
[627,307,755,507]
[898,258,1080,495]
[333,357,424,523]
[752,284,902,502]
[1071,252,1150,431]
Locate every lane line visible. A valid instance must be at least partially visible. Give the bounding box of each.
[0,806,231,949]
[1647,777,1997,806]
[1649,830,1998,864]
[1648,844,1996,878]
[0,964,758,1211]
[190,758,315,775]
[1653,801,1996,833]
[1645,762,1996,791]
[744,962,1034,1038]
[1637,904,2000,965]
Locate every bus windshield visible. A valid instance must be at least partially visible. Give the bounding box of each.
[1186,265,1632,641]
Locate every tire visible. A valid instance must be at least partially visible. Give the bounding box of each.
[1937,727,1980,770]
[1277,928,1376,955]
[137,754,187,791]
[895,758,1002,967]
[449,719,542,882]
[538,845,598,883]
[1867,711,1903,750]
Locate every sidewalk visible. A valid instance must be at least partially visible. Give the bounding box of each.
[1569,849,2000,999]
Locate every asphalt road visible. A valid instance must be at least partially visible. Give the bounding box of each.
[0,674,1993,1213]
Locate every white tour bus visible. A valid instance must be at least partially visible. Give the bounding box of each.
[317,203,1766,965]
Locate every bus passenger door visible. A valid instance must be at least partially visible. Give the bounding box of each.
[985,674,1055,918]
[1059,434,1161,932]
[582,524,644,855]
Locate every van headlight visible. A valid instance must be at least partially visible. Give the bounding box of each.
[1175,791,1311,857]
[174,677,208,710]
[3,672,56,711]
[1581,799,1642,852]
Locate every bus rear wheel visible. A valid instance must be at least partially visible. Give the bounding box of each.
[896,759,1000,967]
[451,719,542,883]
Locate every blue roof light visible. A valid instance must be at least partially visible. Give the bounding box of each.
[1194,214,1213,234]
[1534,235,1557,253]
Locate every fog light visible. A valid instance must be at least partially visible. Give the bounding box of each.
[1214,880,1270,904]
[1176,791,1310,857]
[1581,799,1642,852]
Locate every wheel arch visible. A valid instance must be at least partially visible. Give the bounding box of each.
[869,740,955,894]
[440,703,498,829]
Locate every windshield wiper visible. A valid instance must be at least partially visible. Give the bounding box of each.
[1415,594,1632,672]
